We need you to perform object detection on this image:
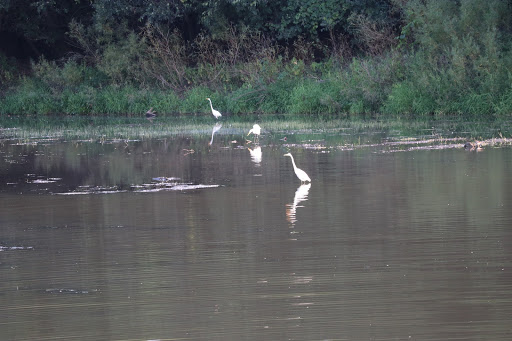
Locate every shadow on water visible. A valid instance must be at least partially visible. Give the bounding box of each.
[1,115,512,340]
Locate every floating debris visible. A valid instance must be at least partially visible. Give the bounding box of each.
[171,184,220,191]
[55,185,126,195]
[30,179,58,184]
[134,180,220,192]
[45,288,99,295]
[0,245,34,252]
[152,177,181,182]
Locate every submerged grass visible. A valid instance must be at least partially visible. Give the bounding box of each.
[0,114,510,144]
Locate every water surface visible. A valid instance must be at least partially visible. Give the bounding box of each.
[1,119,511,340]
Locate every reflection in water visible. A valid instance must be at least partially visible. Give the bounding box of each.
[208,122,222,145]
[247,146,262,165]
[2,132,512,341]
[286,183,311,227]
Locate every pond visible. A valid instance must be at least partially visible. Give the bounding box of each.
[1,117,512,340]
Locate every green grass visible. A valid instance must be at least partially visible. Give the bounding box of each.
[1,50,512,119]
[1,114,509,144]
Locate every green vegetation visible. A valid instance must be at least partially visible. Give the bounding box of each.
[1,0,512,118]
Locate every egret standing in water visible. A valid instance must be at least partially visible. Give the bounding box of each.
[247,124,261,139]
[206,98,222,119]
[284,153,311,184]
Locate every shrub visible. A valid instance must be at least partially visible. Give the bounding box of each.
[340,54,401,114]
[98,32,147,86]
[1,79,57,115]
[494,87,512,117]
[32,58,87,91]
[382,81,436,116]
[288,79,343,115]
[62,88,92,115]
[226,86,261,114]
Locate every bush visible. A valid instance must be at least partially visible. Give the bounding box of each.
[98,32,147,86]
[398,0,512,117]
[288,79,343,115]
[494,87,512,117]
[32,58,88,91]
[0,79,57,115]
[62,88,92,115]
[226,86,261,114]
[382,81,436,116]
[340,54,401,114]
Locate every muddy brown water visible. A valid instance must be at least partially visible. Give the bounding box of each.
[1,125,512,340]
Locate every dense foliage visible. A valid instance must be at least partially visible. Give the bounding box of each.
[1,0,512,117]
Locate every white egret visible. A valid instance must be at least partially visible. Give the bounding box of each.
[206,98,222,119]
[247,124,261,138]
[284,153,311,183]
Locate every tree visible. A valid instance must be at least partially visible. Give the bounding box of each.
[0,0,92,59]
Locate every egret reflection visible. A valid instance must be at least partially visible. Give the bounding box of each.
[286,183,311,226]
[208,122,222,146]
[248,146,262,165]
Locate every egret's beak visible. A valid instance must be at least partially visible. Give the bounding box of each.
[247,130,252,136]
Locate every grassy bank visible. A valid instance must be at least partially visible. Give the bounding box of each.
[2,49,512,119]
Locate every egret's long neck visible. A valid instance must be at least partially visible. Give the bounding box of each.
[289,155,297,170]
[208,100,214,111]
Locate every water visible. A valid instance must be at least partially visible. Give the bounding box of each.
[1,121,512,340]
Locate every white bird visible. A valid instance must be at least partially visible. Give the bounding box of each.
[247,124,261,138]
[284,153,311,183]
[206,98,222,119]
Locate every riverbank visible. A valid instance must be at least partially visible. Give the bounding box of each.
[2,51,512,119]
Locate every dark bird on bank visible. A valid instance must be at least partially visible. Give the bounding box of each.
[146,107,156,118]
[464,141,482,151]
